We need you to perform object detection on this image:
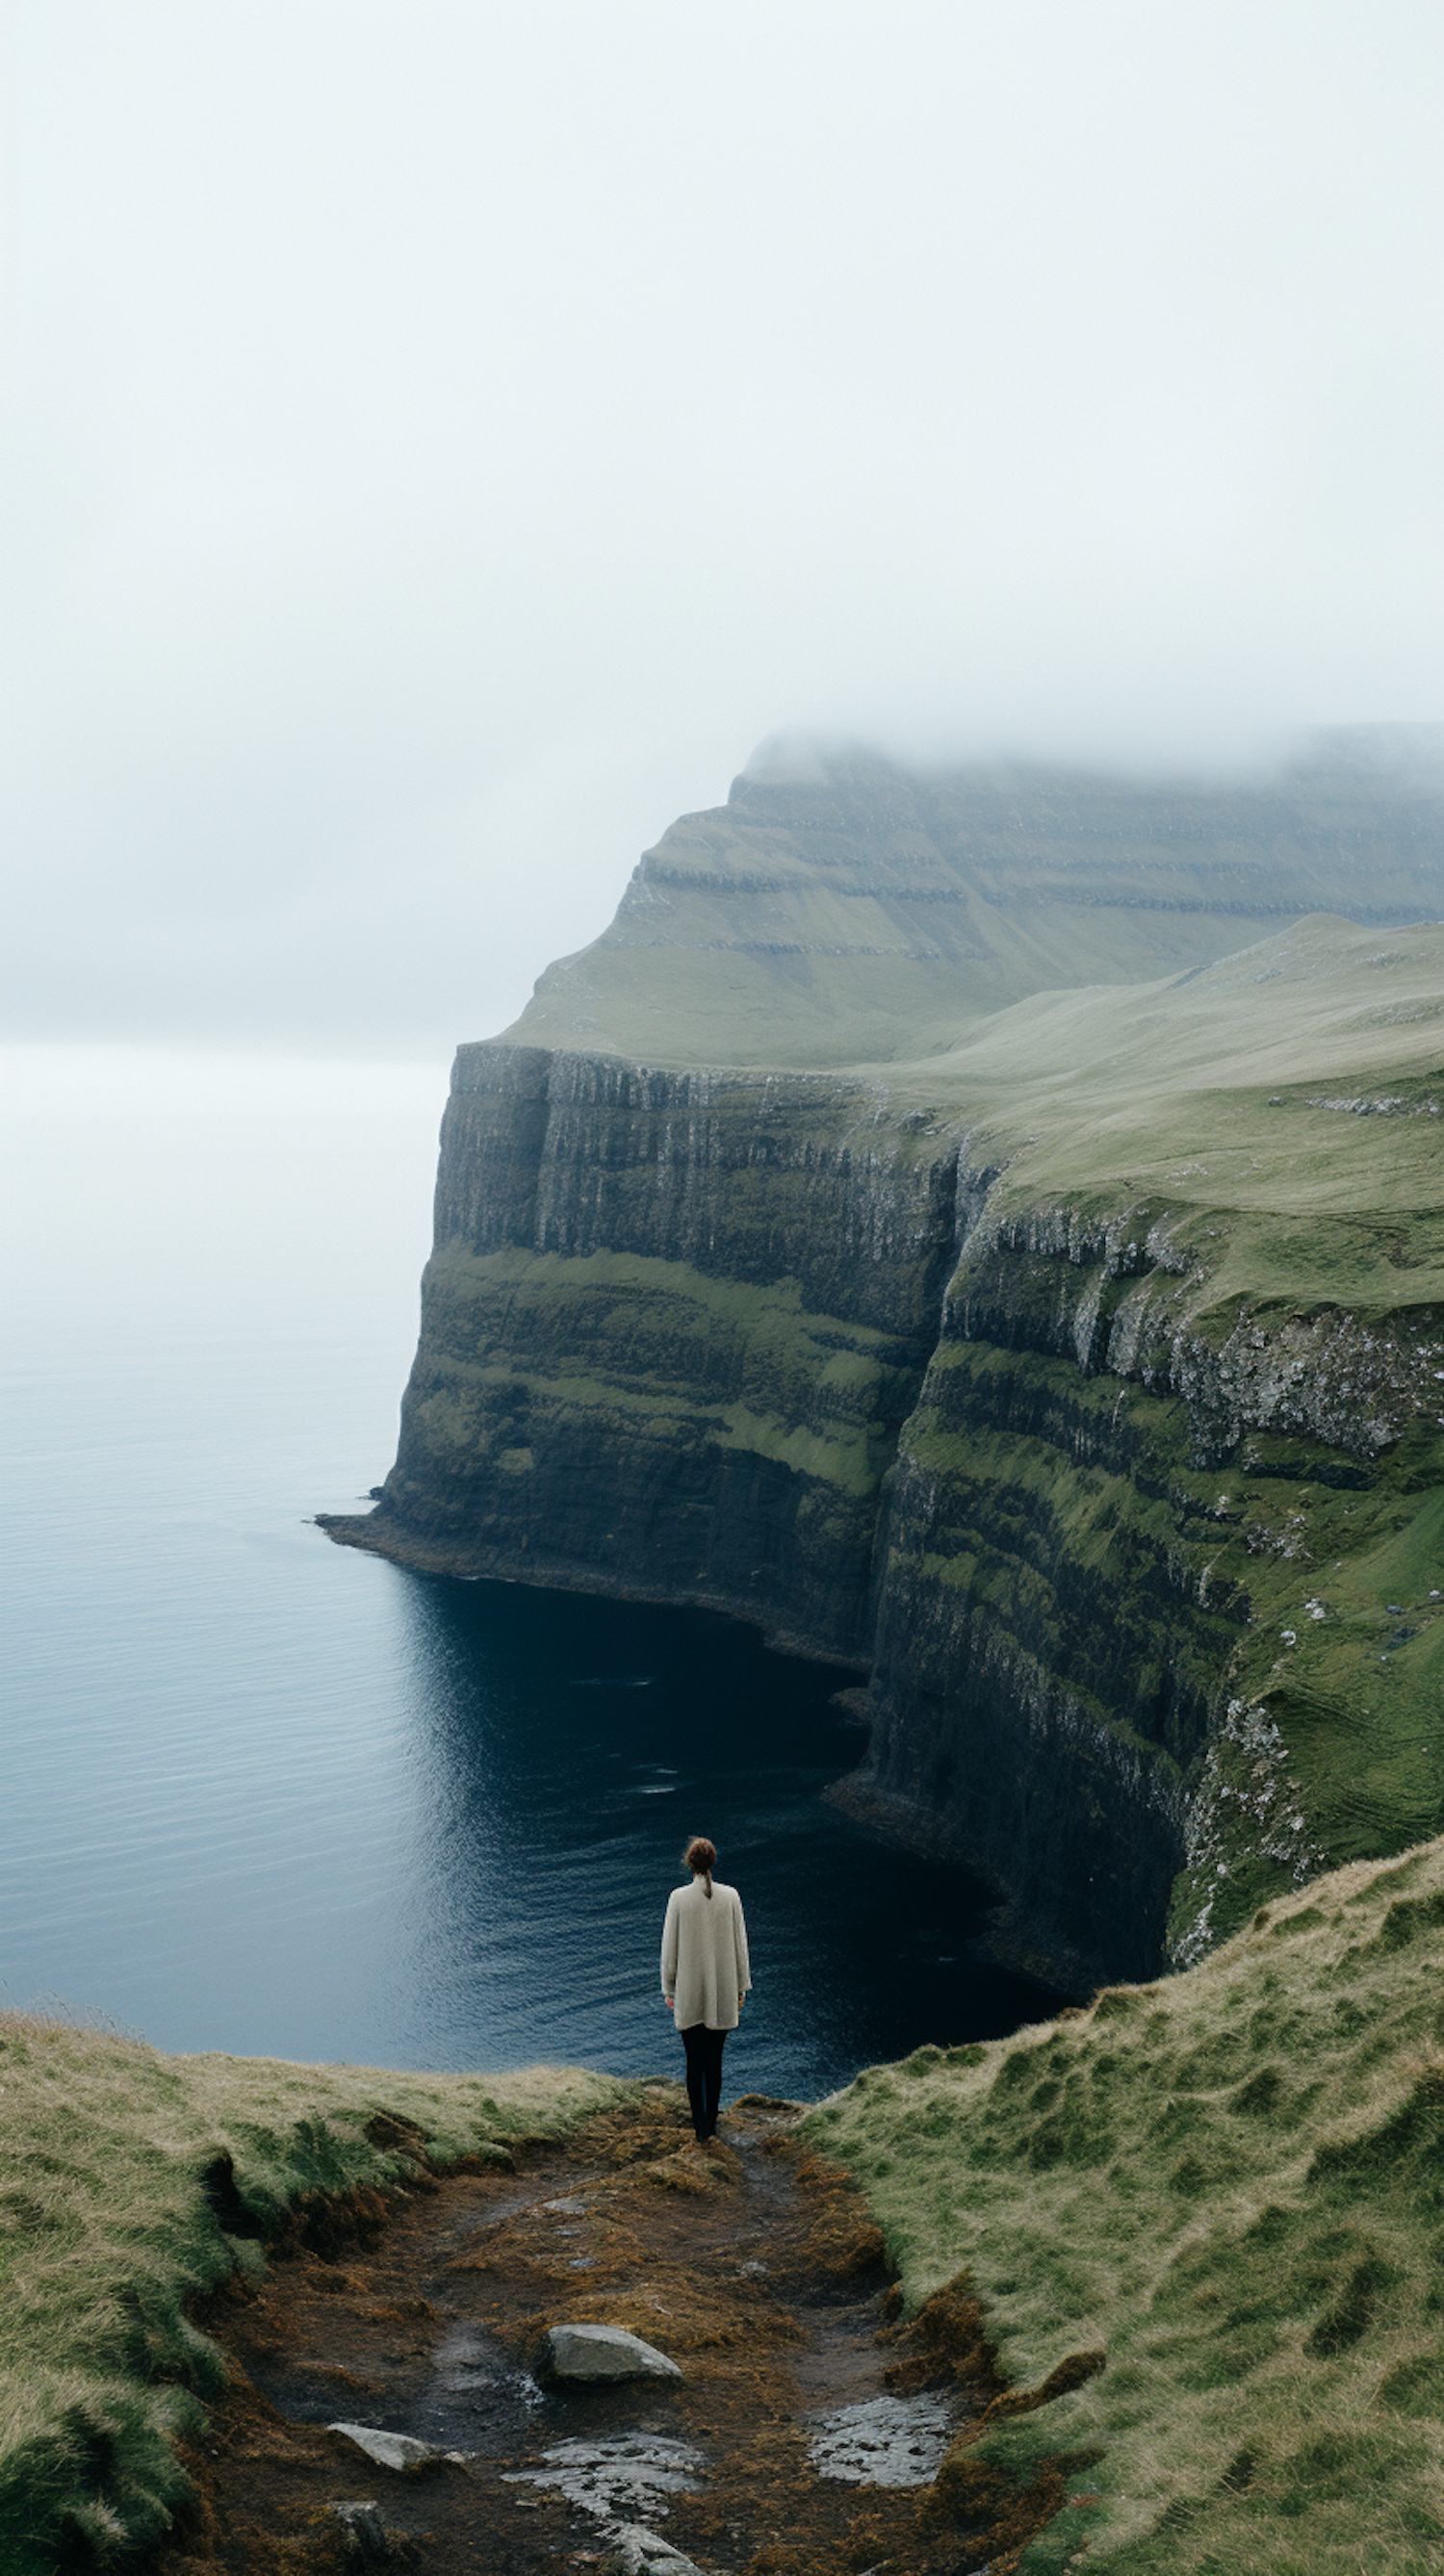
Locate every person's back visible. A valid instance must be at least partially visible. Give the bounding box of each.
[665,1876,747,2031]
[660,1837,751,2140]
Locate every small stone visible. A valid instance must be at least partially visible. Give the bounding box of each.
[329,2499,389,2558]
[536,2324,683,2384]
[544,2196,588,2215]
[327,2422,448,2472]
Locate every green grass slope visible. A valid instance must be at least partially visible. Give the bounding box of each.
[0,2016,631,2573]
[896,914,1444,1306]
[805,1837,1444,2573]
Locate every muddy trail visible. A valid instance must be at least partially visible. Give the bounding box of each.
[161,2091,1073,2576]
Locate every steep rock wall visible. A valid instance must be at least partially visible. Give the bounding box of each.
[360,1042,963,1658]
[850,1194,1442,1982]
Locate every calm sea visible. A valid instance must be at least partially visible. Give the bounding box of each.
[1,1058,1061,2098]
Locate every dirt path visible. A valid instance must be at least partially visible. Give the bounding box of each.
[161,2089,1059,2576]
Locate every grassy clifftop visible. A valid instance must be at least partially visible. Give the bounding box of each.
[804,1834,1444,2573]
[888,912,1444,1315]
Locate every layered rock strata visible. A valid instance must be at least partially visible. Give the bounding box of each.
[351,1043,963,1660]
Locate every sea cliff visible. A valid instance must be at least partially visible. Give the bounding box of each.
[323,741,1444,1990]
[352,1045,960,1659]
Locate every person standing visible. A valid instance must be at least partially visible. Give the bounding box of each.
[660,1836,751,2142]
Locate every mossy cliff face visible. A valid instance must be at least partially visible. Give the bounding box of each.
[367,1043,963,1657]
[860,1244,1442,1987]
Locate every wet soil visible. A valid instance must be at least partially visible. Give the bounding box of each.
[159,2091,1066,2576]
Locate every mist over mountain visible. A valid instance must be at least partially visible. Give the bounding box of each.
[507,726,1444,1069]
[6,8,1440,1059]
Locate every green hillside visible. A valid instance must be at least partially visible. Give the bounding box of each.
[805,1835,1444,2573]
[883,913,1444,1312]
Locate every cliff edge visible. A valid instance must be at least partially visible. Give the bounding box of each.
[322,739,1444,1989]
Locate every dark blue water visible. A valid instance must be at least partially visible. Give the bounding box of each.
[0,1068,1061,2097]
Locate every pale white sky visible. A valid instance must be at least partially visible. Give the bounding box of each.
[4,1,1441,1056]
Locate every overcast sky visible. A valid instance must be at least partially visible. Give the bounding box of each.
[4,1,1441,1059]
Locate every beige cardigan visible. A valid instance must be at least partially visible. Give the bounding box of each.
[660,1878,751,2031]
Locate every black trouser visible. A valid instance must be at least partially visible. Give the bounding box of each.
[680,2023,728,2138]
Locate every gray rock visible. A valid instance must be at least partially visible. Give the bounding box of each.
[536,2323,683,2384]
[326,2421,451,2472]
[329,2499,390,2558]
[543,2195,588,2215]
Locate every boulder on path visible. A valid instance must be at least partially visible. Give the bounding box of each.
[326,2421,457,2472]
[536,2323,683,2384]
